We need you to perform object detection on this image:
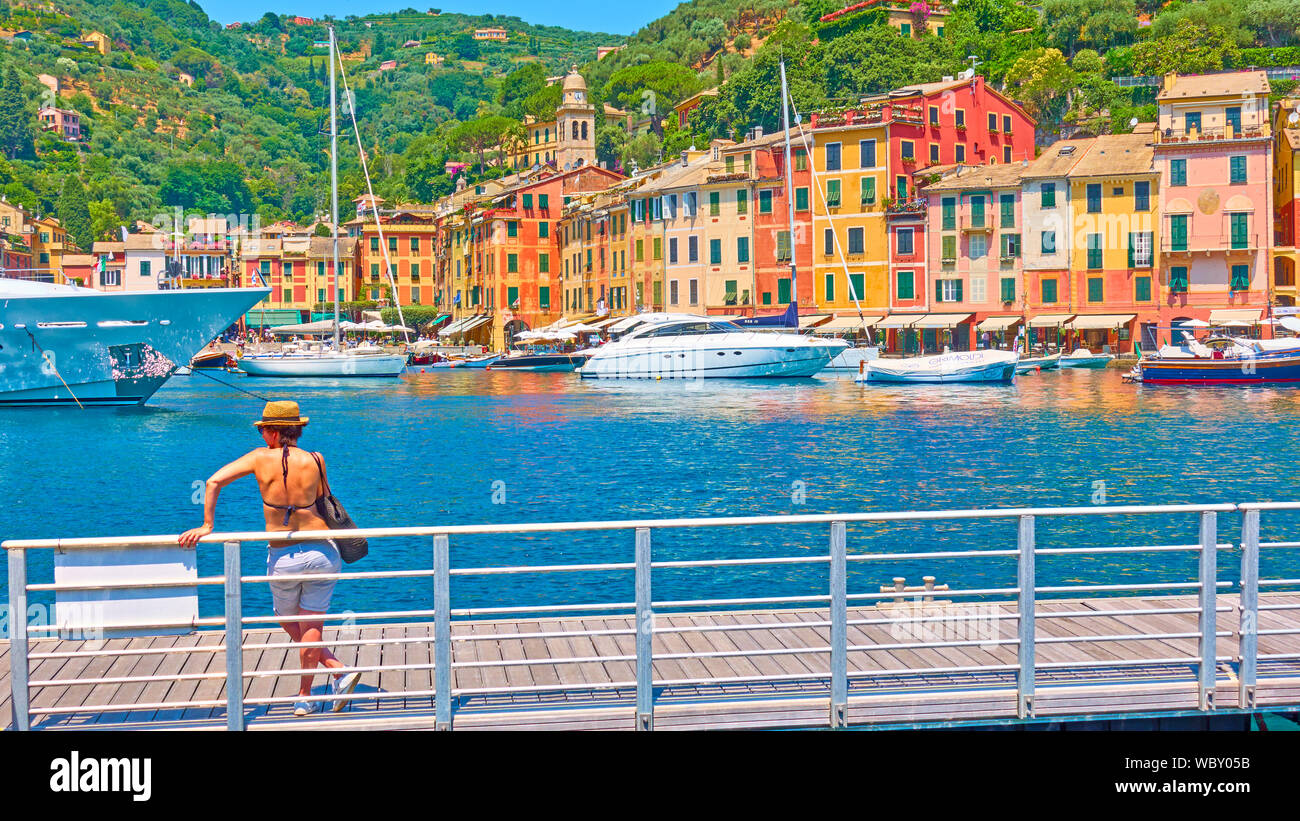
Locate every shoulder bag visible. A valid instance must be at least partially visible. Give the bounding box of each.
[311,452,369,563]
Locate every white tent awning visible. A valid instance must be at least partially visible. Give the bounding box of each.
[1209,308,1262,324]
[913,313,972,329]
[1027,314,1075,328]
[876,313,927,329]
[1066,313,1136,330]
[816,315,884,332]
[798,313,832,329]
[977,316,1022,332]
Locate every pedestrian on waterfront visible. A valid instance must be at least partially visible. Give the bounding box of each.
[179,401,361,716]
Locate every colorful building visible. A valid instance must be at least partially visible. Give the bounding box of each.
[1273,96,1300,307]
[38,107,81,141]
[1154,70,1274,338]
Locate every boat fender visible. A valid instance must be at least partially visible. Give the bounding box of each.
[859,360,865,375]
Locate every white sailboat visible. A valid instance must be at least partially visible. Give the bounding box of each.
[238,26,406,379]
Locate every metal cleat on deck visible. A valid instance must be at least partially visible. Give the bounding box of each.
[878,575,951,607]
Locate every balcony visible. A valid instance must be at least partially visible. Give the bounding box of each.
[885,197,927,216]
[1162,233,1262,255]
[1156,124,1271,145]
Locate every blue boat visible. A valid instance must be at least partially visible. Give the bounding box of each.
[1138,336,1300,384]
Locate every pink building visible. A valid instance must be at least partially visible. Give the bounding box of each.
[1155,71,1273,329]
[919,163,1027,353]
[38,107,81,141]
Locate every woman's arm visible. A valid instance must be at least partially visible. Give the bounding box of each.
[179,450,260,547]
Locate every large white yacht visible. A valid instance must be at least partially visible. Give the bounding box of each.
[578,315,847,379]
[0,277,268,406]
[236,340,407,377]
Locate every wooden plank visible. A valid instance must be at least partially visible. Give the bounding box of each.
[353,625,384,711]
[377,624,407,701]
[518,621,562,689]
[402,624,433,708]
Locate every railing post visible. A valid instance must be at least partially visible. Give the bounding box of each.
[7,548,29,731]
[223,541,245,731]
[635,527,653,731]
[1239,508,1259,711]
[433,534,452,730]
[1017,515,1035,720]
[1198,511,1218,711]
[829,521,847,728]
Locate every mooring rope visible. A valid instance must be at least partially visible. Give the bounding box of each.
[25,328,84,409]
[186,365,272,401]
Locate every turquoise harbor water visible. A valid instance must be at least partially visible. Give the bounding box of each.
[3,367,1300,619]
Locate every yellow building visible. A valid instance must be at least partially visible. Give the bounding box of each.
[808,118,891,312]
[81,31,110,56]
[511,116,558,169]
[1274,96,1300,306]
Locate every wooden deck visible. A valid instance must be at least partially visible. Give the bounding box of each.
[4,593,1300,731]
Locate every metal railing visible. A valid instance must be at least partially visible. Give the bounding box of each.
[4,501,1298,731]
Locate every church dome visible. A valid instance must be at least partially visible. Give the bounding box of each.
[562,66,586,94]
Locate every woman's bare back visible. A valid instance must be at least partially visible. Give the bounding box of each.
[254,446,329,538]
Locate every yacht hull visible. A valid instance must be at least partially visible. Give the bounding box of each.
[579,345,838,379]
[858,350,1019,384]
[0,284,268,407]
[1139,354,1300,384]
[237,353,407,377]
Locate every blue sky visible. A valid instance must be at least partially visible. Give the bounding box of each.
[196,1,680,35]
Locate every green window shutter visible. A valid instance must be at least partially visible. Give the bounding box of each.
[709,239,721,264]
[861,177,876,205]
[1230,156,1246,184]
[1086,184,1101,213]
[389,237,397,252]
[538,221,549,238]
[1001,277,1015,303]
[737,237,750,263]
[936,279,944,303]
[370,237,379,252]
[1170,266,1188,292]
[636,239,644,261]
[1041,183,1055,208]
[942,235,956,260]
[795,187,809,211]
[954,279,963,302]
[1000,194,1014,227]
[971,196,985,227]
[1171,159,1186,186]
[653,238,662,259]
[1231,213,1248,249]
[826,180,841,207]
[317,288,325,303]
[1088,234,1102,269]
[539,254,549,273]
[523,193,532,209]
[709,191,720,216]
[507,286,519,306]
[1127,233,1135,268]
[759,190,773,213]
[777,278,791,304]
[539,286,550,307]
[850,273,865,300]
[1088,277,1103,302]
[825,274,835,301]
[737,189,748,214]
[1231,265,1250,290]
[897,270,914,300]
[942,198,955,230]
[507,221,518,238]
[777,231,791,261]
[1135,276,1151,301]
[507,253,518,273]
[539,194,549,210]
[1171,215,1187,250]
[1042,279,1057,303]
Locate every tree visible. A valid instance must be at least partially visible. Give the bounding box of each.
[1043,0,1138,56]
[604,61,701,136]
[57,175,93,251]
[1004,48,1076,122]
[1243,0,1300,47]
[1131,20,1241,76]
[498,63,546,116]
[821,26,947,98]
[1071,49,1104,76]
[452,33,479,61]
[449,115,517,172]
[0,69,32,160]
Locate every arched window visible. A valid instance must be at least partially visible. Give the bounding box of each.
[572,121,579,140]
[581,121,588,140]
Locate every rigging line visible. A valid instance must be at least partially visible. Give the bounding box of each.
[786,100,871,329]
[186,366,272,401]
[334,41,411,344]
[24,329,84,410]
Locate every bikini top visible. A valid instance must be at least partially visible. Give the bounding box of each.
[263,446,326,526]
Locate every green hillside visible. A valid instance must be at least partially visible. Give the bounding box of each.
[1,0,1299,252]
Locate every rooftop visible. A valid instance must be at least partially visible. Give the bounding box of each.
[923,162,1029,192]
[1019,139,1095,179]
[1066,131,1156,177]
[1158,70,1270,101]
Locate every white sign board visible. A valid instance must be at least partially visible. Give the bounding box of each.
[54,546,198,639]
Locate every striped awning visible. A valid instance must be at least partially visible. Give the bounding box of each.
[1066,313,1136,330]
[798,313,832,329]
[243,309,303,327]
[1027,313,1075,328]
[876,313,927,329]
[977,315,1022,332]
[913,313,972,329]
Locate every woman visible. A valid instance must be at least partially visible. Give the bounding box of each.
[180,400,361,716]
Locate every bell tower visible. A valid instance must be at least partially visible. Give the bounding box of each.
[555,66,596,170]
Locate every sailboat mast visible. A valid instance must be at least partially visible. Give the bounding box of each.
[329,25,341,349]
[779,60,797,312]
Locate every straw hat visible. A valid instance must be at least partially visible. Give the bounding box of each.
[253,400,309,428]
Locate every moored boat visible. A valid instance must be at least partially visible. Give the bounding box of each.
[1059,348,1114,369]
[190,350,235,369]
[489,350,592,372]
[577,316,846,379]
[1138,335,1300,384]
[1015,353,1062,373]
[857,349,1019,384]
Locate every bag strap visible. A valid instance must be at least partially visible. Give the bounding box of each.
[311,452,330,498]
